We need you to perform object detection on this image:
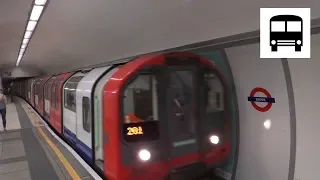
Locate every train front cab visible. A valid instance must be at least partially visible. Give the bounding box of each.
[103,52,230,180]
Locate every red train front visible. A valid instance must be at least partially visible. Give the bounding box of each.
[11,52,230,180]
[103,52,230,180]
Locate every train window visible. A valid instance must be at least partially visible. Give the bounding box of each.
[34,82,38,95]
[203,71,225,133]
[55,81,62,109]
[204,72,224,112]
[122,73,159,142]
[64,76,84,112]
[44,82,49,100]
[35,81,41,106]
[82,97,91,133]
[51,81,57,107]
[28,82,31,100]
[45,79,54,100]
[169,70,196,135]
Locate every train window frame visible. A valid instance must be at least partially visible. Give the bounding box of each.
[204,71,225,112]
[64,76,84,112]
[82,97,91,133]
[44,80,49,100]
[201,68,227,144]
[55,80,62,110]
[28,81,32,100]
[54,80,59,110]
[51,80,57,107]
[120,67,161,143]
[35,80,41,106]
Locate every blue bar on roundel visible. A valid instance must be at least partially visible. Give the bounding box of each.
[247,97,275,103]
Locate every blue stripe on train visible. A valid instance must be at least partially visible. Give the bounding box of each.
[63,127,92,162]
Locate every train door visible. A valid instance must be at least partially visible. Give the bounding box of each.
[34,79,41,110]
[29,79,34,103]
[93,67,118,172]
[50,79,59,127]
[165,67,203,173]
[45,77,55,122]
[164,58,228,179]
[31,79,38,107]
[55,79,64,134]
[63,74,86,145]
[28,80,32,102]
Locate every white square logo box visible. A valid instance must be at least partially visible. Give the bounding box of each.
[260,8,310,58]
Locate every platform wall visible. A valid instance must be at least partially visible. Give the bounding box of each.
[226,43,291,180]
[1,66,44,78]
[287,33,320,180]
[223,33,320,180]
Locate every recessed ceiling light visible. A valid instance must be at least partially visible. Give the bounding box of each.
[35,0,47,6]
[26,21,37,31]
[30,5,44,21]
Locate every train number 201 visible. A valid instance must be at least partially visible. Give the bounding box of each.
[127,126,143,135]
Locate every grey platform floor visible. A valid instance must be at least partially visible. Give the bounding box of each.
[0,97,95,180]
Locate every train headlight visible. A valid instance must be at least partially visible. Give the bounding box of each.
[209,135,219,145]
[271,40,276,45]
[138,149,151,161]
[296,40,301,45]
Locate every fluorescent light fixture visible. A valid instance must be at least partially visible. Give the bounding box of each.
[16,58,22,66]
[30,5,44,21]
[26,21,37,31]
[24,31,32,39]
[20,48,25,54]
[22,39,29,44]
[17,0,47,66]
[35,0,47,5]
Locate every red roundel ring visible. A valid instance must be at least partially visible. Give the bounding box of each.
[250,87,272,112]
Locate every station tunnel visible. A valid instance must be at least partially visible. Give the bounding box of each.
[0,1,319,180]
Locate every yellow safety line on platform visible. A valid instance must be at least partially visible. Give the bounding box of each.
[37,127,81,180]
[23,103,81,180]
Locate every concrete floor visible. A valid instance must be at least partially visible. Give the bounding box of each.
[0,98,95,180]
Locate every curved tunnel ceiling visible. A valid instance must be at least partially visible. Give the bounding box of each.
[3,0,320,74]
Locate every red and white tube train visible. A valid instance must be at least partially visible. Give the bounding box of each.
[12,52,230,180]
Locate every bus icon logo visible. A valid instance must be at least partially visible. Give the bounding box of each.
[260,8,310,58]
[270,15,303,52]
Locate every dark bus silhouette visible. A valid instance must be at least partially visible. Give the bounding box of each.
[270,15,303,52]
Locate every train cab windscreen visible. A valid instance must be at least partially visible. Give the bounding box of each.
[122,73,159,142]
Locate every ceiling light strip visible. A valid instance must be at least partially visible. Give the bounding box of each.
[16,0,48,66]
